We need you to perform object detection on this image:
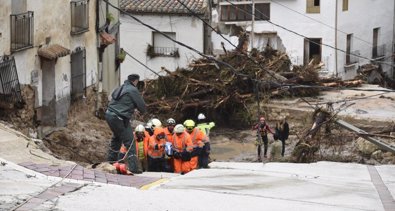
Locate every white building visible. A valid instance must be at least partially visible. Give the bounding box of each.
[120,0,210,80]
[0,0,121,129]
[213,0,394,79]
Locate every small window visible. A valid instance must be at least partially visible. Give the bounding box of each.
[307,0,320,14]
[148,32,179,58]
[345,34,359,64]
[70,48,86,100]
[343,0,349,11]
[71,0,89,35]
[10,11,34,52]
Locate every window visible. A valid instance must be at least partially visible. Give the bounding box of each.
[345,34,359,65]
[372,28,385,58]
[148,32,179,57]
[220,3,269,22]
[10,11,34,52]
[70,48,86,100]
[342,0,349,11]
[0,57,23,105]
[71,0,89,35]
[306,0,320,14]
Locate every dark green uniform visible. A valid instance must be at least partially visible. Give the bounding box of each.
[105,80,146,173]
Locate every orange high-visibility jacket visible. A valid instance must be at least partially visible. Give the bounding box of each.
[148,135,166,159]
[120,131,150,158]
[164,127,174,144]
[135,131,150,158]
[189,128,208,147]
[172,131,193,173]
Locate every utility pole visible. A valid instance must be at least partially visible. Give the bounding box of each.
[251,0,255,50]
[335,0,338,77]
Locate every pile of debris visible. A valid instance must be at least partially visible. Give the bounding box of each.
[357,64,395,89]
[142,48,361,125]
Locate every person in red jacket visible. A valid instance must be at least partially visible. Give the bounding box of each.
[148,127,166,172]
[253,117,274,161]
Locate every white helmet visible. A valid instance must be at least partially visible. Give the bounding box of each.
[174,124,185,133]
[197,113,206,120]
[166,118,176,125]
[151,118,162,128]
[135,124,145,133]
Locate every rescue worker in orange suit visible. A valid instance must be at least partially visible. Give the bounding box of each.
[172,124,193,174]
[253,117,274,161]
[196,113,214,168]
[184,119,207,171]
[164,118,176,172]
[148,127,166,172]
[119,124,149,173]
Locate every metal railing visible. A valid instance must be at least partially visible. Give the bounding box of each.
[10,11,34,52]
[0,57,23,104]
[372,44,385,59]
[153,47,179,57]
[71,0,89,35]
[345,50,360,65]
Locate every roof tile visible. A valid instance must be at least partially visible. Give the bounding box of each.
[120,0,206,15]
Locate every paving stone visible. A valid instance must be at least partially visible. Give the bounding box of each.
[51,185,79,194]
[35,167,51,173]
[28,197,47,204]
[83,173,95,179]
[70,175,84,180]
[63,183,83,188]
[15,202,40,211]
[34,164,50,168]
[18,162,35,167]
[95,178,107,183]
[36,191,59,200]
[47,171,60,177]
[83,169,94,175]
[74,165,84,171]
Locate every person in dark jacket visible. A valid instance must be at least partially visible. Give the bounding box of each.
[275,116,289,157]
[105,74,146,173]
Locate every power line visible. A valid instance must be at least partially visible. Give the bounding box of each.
[176,0,283,83]
[223,0,395,68]
[104,0,281,88]
[123,49,161,77]
[271,0,373,47]
[106,0,395,94]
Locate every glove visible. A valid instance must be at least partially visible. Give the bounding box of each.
[154,144,159,150]
[173,151,181,159]
[181,150,192,161]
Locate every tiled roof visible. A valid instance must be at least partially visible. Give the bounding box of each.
[38,44,70,60]
[120,0,206,15]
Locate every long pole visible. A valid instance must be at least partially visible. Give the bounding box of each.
[251,0,255,50]
[335,0,338,77]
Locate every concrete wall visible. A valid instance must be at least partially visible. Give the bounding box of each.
[120,14,204,80]
[213,0,394,79]
[0,0,99,126]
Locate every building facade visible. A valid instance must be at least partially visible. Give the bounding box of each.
[120,0,210,80]
[213,0,394,79]
[0,0,120,129]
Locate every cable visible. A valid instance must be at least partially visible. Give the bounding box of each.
[104,0,281,88]
[176,0,283,84]
[123,49,161,77]
[223,0,395,68]
[271,0,373,47]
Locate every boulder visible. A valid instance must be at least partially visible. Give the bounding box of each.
[355,137,379,156]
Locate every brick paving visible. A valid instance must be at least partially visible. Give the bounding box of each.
[19,162,159,188]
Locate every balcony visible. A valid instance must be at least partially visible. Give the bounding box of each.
[71,0,89,35]
[372,44,385,59]
[147,45,179,58]
[10,11,34,53]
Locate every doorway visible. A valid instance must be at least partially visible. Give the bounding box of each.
[304,38,322,65]
[41,59,56,126]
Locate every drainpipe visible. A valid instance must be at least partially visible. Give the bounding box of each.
[251,0,255,50]
[334,0,338,78]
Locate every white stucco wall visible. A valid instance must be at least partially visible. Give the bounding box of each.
[120,14,204,80]
[0,0,98,107]
[213,0,394,79]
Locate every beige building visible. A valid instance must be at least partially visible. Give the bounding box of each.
[0,0,120,130]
